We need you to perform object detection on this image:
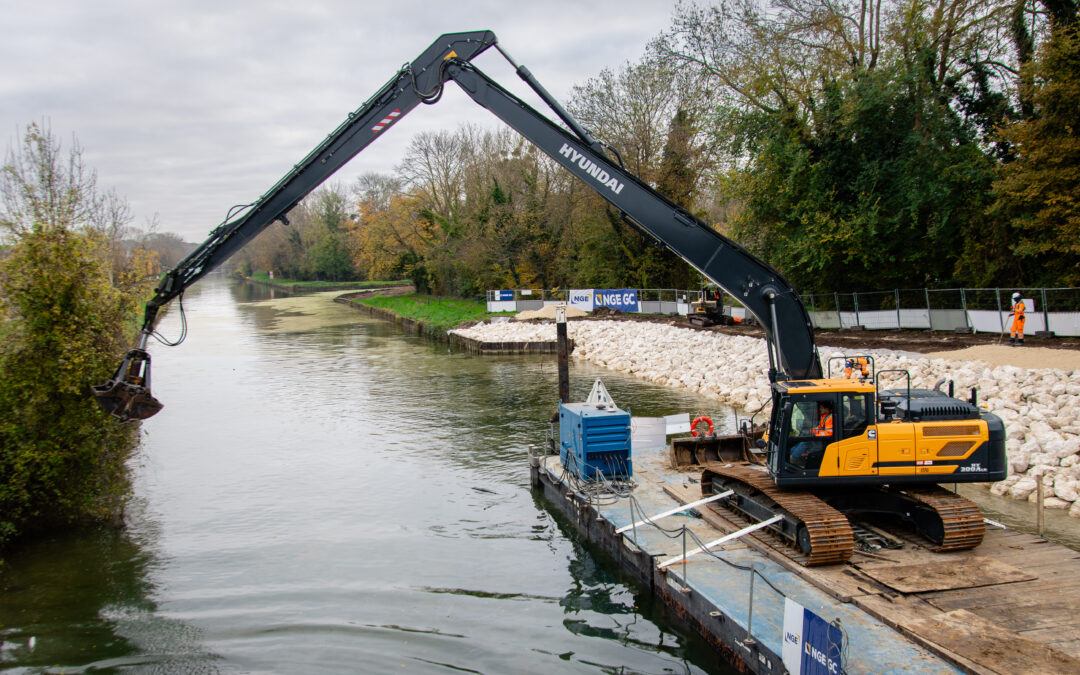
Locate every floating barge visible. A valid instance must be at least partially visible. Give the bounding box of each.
[529,439,1080,674]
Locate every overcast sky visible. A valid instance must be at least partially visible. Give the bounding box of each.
[2,1,681,242]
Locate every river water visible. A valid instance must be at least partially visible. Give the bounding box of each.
[1,277,740,674]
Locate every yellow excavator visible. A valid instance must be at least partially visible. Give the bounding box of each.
[92,31,1006,566]
[697,360,1002,565]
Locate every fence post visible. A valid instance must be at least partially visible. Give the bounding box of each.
[1037,479,1045,538]
[834,292,841,329]
[1042,288,1051,335]
[960,288,970,332]
[895,289,901,330]
[853,293,861,328]
[996,288,1004,333]
[925,288,932,330]
[682,526,688,585]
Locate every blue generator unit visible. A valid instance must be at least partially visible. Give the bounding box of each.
[559,385,632,481]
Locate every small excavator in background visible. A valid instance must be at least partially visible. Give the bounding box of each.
[688,285,736,327]
[93,31,1006,566]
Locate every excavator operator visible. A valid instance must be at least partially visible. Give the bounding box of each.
[790,401,834,468]
[811,402,834,437]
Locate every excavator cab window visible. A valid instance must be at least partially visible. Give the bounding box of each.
[841,393,872,438]
[783,395,837,472]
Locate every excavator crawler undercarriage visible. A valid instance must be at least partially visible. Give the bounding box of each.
[702,464,855,566]
[701,463,986,566]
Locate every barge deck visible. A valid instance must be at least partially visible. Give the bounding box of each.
[529,443,1080,674]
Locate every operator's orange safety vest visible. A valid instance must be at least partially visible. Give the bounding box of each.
[812,412,833,437]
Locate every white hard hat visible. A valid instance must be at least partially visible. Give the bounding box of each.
[1012,292,1021,299]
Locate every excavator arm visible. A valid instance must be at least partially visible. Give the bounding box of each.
[139,31,498,331]
[440,57,822,383]
[94,30,821,421]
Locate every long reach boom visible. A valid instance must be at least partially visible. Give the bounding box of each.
[93,31,822,421]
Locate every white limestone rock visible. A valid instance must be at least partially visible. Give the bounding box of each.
[1009,477,1038,500]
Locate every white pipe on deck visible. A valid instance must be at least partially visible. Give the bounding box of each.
[615,490,734,534]
[657,515,784,569]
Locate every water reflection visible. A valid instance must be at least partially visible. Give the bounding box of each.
[0,502,213,672]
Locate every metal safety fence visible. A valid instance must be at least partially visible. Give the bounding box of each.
[487,287,1080,337]
[799,287,1080,337]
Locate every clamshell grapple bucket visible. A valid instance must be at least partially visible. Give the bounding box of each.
[92,347,163,421]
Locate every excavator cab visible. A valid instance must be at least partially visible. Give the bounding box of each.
[766,380,880,487]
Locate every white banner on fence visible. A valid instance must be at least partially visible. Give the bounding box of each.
[1050,312,1080,336]
[569,289,594,312]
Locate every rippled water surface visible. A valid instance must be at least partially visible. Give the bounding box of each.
[2,277,739,673]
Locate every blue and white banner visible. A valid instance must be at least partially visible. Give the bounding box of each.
[594,289,639,312]
[493,290,515,301]
[568,289,594,312]
[782,598,843,675]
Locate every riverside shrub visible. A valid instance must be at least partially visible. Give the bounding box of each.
[0,226,142,550]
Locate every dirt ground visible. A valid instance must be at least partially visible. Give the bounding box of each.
[584,307,1080,370]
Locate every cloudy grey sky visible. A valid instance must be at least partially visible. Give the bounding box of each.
[2,1,681,242]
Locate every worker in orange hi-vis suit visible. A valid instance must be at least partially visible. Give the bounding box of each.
[1009,292,1025,346]
[844,357,869,379]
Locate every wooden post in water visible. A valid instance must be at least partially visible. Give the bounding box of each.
[556,304,569,404]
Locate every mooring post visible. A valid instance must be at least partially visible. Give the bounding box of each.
[556,304,569,404]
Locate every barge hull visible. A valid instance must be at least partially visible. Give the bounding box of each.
[530,453,775,674]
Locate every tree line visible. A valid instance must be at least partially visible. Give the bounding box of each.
[233,0,1078,296]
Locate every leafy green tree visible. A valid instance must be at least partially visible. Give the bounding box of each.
[309,230,355,281]
[0,124,144,550]
[990,25,1080,285]
[660,0,1019,292]
[727,62,998,292]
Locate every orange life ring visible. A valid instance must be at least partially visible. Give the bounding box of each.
[691,415,714,438]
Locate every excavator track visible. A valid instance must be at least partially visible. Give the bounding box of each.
[894,486,986,551]
[702,464,854,566]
